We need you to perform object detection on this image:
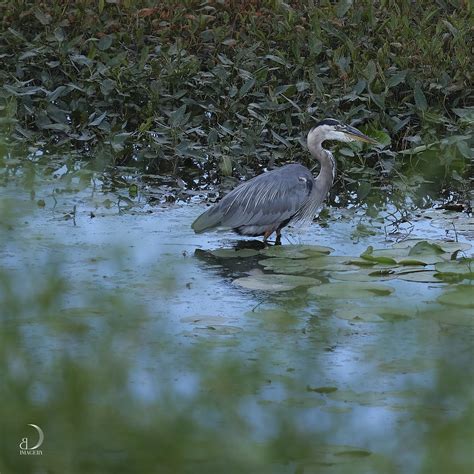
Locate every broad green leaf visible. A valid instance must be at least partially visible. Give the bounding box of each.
[370,91,385,110]
[387,71,407,88]
[452,107,474,124]
[414,83,427,111]
[336,0,353,18]
[109,132,132,151]
[217,53,233,65]
[39,123,70,132]
[19,50,38,60]
[89,111,107,126]
[33,8,52,25]
[169,104,187,128]
[47,86,67,102]
[98,35,113,51]
[239,78,256,98]
[70,54,93,67]
[265,54,287,65]
[100,79,116,96]
[370,130,391,147]
[296,81,310,92]
[365,60,377,84]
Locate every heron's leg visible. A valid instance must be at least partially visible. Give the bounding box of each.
[275,229,282,246]
[263,230,273,244]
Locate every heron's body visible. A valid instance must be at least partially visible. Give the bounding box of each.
[192,119,376,244]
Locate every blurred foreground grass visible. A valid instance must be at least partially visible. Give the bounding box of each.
[0,239,473,473]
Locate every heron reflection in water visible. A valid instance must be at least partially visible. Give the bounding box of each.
[192,119,377,245]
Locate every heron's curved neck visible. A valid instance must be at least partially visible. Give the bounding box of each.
[309,142,336,193]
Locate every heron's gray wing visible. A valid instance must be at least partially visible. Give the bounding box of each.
[192,164,314,233]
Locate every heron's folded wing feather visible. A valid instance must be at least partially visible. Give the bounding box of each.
[192,165,313,232]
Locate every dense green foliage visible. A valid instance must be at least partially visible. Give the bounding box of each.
[1,0,472,195]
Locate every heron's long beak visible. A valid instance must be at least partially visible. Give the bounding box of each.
[343,125,378,144]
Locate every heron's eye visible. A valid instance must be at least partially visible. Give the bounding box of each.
[298,177,307,183]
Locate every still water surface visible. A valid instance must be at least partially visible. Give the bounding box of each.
[1,165,473,473]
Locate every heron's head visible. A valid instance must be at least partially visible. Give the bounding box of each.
[308,119,377,147]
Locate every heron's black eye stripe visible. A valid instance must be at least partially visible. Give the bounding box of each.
[315,118,340,128]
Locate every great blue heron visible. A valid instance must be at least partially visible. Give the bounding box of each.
[192,119,377,244]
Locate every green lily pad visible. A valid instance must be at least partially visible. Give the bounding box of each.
[392,239,471,253]
[210,248,260,258]
[303,256,353,270]
[360,246,397,265]
[334,309,387,322]
[408,240,445,256]
[308,281,394,299]
[396,271,443,283]
[397,258,430,266]
[397,241,449,264]
[435,259,473,275]
[435,272,473,283]
[423,306,474,326]
[332,304,412,322]
[260,255,352,274]
[372,249,442,265]
[437,285,474,308]
[301,245,335,256]
[259,257,310,274]
[330,269,395,282]
[399,254,449,265]
[180,316,232,325]
[360,242,451,265]
[366,247,409,259]
[234,274,321,292]
[260,244,333,259]
[193,325,243,335]
[245,309,301,329]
